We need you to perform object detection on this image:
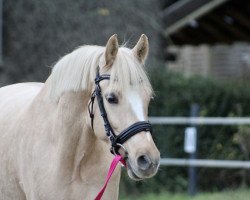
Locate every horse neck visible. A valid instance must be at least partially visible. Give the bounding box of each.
[53,90,118,186]
[53,90,99,179]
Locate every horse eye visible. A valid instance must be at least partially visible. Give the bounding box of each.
[105,93,118,104]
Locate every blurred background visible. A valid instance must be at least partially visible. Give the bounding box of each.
[2,0,250,199]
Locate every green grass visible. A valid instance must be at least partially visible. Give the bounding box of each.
[120,189,250,200]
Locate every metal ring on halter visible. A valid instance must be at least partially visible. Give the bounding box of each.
[112,143,128,157]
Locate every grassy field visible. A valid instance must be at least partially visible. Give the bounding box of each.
[120,189,250,200]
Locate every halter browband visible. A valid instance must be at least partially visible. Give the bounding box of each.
[88,68,152,155]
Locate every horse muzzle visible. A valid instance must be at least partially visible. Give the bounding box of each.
[126,151,160,180]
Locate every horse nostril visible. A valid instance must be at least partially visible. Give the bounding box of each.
[137,155,151,171]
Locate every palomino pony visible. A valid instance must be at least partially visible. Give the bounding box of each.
[0,34,160,200]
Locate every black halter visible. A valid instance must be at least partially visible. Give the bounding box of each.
[88,68,152,155]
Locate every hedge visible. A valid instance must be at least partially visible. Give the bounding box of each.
[120,68,250,196]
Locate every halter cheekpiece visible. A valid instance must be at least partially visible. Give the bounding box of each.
[88,67,152,155]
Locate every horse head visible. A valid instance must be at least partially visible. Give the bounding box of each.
[91,34,160,180]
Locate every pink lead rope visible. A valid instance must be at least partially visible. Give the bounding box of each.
[94,155,126,200]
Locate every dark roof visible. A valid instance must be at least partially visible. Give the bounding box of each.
[162,0,250,45]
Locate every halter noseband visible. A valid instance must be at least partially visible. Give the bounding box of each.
[88,68,152,155]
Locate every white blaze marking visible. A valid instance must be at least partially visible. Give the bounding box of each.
[127,90,151,141]
[127,90,145,121]
[146,131,152,142]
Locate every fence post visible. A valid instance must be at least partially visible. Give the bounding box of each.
[188,103,199,196]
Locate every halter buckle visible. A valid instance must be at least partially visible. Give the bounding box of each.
[110,143,128,157]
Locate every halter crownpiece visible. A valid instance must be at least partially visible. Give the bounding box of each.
[88,67,153,155]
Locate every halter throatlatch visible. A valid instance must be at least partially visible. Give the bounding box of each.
[88,67,152,155]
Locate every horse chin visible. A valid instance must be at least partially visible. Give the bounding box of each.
[126,161,143,181]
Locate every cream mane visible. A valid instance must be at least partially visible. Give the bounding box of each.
[49,45,153,101]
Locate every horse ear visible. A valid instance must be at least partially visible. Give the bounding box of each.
[105,34,119,67]
[132,34,149,64]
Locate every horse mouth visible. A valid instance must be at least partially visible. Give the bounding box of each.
[125,159,143,181]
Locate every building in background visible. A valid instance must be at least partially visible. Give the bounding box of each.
[162,0,250,80]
